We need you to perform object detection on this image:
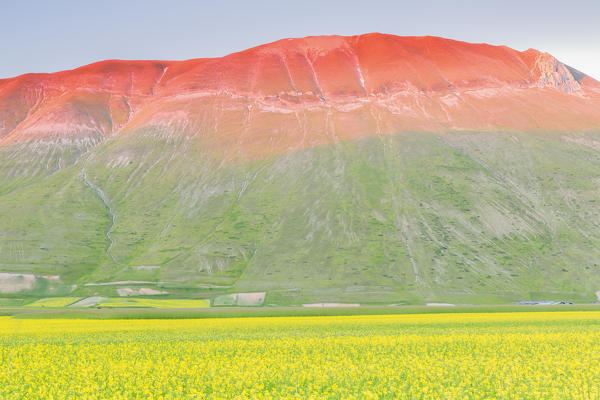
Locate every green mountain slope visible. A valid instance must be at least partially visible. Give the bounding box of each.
[1,130,600,304]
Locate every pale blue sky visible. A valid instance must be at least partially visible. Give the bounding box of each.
[1,0,599,79]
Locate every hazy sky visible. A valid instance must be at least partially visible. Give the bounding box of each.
[1,0,599,79]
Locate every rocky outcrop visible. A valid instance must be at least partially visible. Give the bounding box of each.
[532,52,582,93]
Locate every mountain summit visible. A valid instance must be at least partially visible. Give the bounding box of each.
[1,34,599,158]
[1,34,600,305]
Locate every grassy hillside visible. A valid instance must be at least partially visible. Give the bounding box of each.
[1,130,600,304]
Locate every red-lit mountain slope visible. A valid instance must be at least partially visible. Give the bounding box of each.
[1,33,599,159]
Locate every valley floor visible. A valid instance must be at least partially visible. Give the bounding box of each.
[2,303,600,319]
[1,310,600,398]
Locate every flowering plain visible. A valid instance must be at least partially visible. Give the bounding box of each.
[1,311,599,399]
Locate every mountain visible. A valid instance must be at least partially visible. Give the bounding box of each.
[1,34,600,305]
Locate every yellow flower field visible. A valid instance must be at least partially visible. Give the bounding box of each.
[1,312,600,399]
[23,297,82,308]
